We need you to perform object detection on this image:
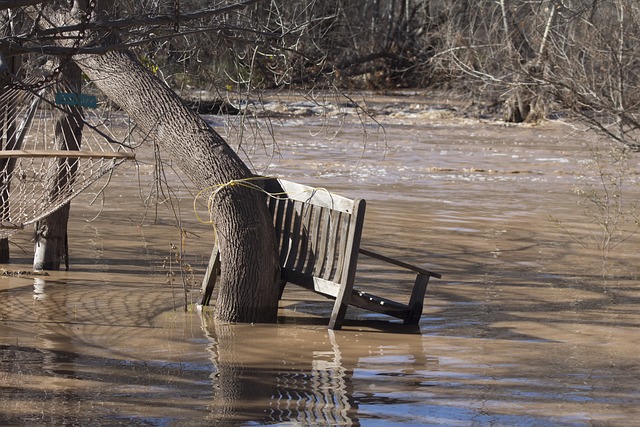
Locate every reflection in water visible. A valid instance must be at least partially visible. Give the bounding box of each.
[200,314,451,426]
[1,272,215,425]
[33,277,46,300]
[201,315,362,426]
[2,277,86,425]
[269,330,353,425]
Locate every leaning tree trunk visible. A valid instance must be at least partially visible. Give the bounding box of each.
[73,48,280,323]
[33,61,83,271]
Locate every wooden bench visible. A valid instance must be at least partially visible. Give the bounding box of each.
[199,178,441,330]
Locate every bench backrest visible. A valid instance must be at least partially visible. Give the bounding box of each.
[263,179,366,299]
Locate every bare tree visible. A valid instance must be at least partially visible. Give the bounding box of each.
[544,0,640,150]
[431,0,640,132]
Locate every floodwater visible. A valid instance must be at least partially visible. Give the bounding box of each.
[1,92,639,426]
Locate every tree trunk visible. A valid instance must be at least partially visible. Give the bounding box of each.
[33,204,70,270]
[0,237,8,263]
[33,61,82,271]
[0,40,19,263]
[73,48,280,323]
[499,0,546,123]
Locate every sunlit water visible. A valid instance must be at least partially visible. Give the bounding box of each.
[1,94,639,426]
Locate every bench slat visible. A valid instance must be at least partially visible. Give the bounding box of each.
[303,205,324,276]
[328,198,366,329]
[333,210,349,281]
[299,204,313,275]
[287,202,305,270]
[271,179,355,213]
[271,196,285,254]
[280,199,295,266]
[320,209,341,280]
[313,208,330,276]
[292,203,310,272]
[282,270,341,298]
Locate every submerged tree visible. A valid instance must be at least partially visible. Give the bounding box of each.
[0,0,297,323]
[32,60,83,271]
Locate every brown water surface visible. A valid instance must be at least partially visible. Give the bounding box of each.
[1,95,639,426]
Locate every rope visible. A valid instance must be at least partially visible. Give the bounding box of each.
[193,176,335,226]
[193,176,279,225]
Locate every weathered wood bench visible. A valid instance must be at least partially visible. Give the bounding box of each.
[199,178,441,330]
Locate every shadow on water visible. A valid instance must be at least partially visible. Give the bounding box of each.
[1,274,211,426]
[1,269,637,426]
[1,342,215,426]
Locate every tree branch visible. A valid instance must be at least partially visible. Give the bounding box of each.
[1,24,277,56]
[0,0,51,9]
[36,0,266,36]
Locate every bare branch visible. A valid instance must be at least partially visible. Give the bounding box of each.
[0,23,278,56]
[0,0,51,9]
[36,0,266,36]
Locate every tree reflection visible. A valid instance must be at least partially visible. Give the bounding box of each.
[201,316,359,426]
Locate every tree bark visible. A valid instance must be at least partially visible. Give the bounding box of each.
[73,47,280,323]
[33,204,70,270]
[22,0,280,322]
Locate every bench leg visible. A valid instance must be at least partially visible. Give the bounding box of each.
[405,273,430,325]
[278,279,288,299]
[328,283,353,330]
[200,244,220,306]
[328,299,347,330]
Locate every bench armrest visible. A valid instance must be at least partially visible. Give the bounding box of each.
[358,247,442,279]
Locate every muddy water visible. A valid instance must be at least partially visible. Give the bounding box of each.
[1,95,640,426]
